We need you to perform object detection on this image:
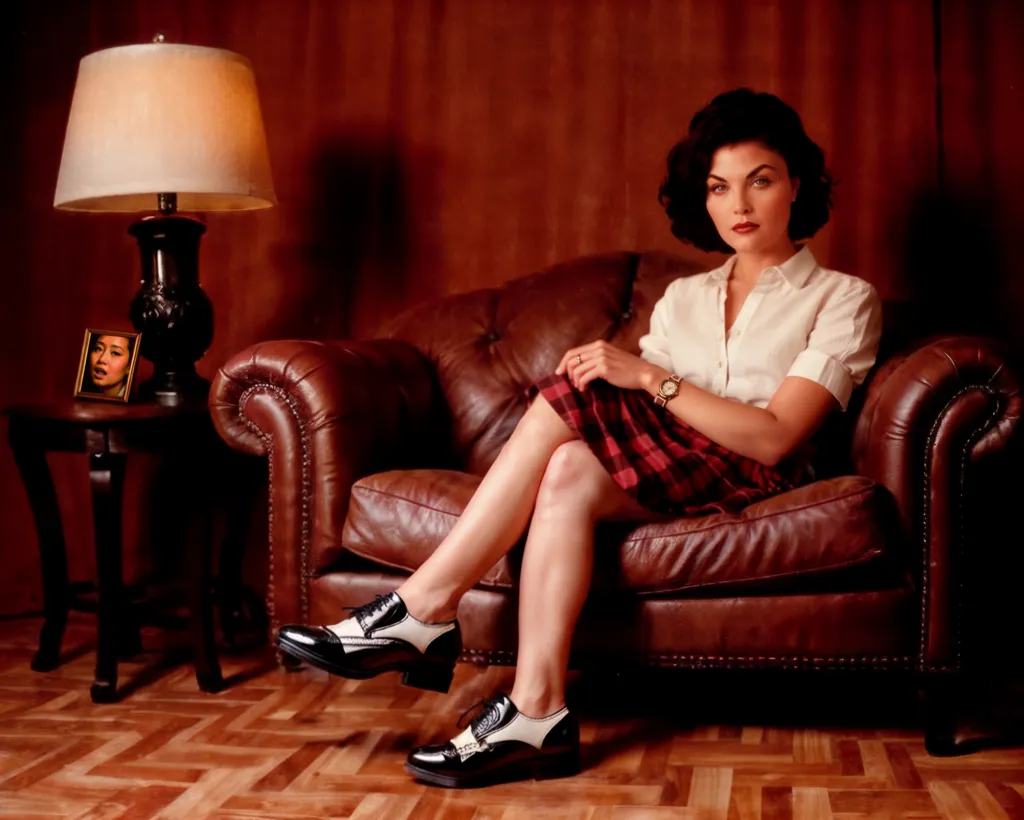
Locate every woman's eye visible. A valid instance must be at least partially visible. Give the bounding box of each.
[709,184,726,194]
[753,177,771,187]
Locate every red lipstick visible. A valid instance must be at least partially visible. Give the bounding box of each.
[732,221,759,233]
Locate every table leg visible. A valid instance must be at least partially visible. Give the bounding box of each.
[11,444,69,672]
[217,460,267,650]
[187,465,224,694]
[90,451,126,704]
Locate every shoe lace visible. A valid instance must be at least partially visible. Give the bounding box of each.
[456,696,503,733]
[343,594,391,628]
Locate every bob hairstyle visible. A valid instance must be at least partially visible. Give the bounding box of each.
[658,88,834,254]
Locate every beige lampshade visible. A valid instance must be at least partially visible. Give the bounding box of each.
[54,42,276,212]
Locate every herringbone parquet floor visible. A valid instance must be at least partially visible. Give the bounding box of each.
[2,614,1024,819]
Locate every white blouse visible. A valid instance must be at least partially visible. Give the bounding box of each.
[638,246,882,411]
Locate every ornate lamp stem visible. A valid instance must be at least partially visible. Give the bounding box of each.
[128,214,214,405]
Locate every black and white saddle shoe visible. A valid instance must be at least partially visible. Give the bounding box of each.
[405,693,581,788]
[275,592,461,693]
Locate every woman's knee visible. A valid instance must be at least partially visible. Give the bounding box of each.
[535,440,654,523]
[511,396,575,448]
[535,441,602,512]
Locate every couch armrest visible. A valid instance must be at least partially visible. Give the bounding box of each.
[210,338,449,633]
[852,335,1021,670]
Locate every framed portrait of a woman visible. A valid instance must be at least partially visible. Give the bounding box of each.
[74,329,142,403]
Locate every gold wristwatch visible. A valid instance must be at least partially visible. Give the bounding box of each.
[654,374,682,408]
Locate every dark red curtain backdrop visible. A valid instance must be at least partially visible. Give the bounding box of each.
[0,0,1020,614]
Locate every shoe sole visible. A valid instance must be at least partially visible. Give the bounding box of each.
[275,635,455,693]
[403,750,581,788]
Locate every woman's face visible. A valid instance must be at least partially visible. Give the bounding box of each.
[88,335,131,392]
[705,141,799,256]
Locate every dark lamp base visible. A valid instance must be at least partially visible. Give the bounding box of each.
[138,369,211,407]
[128,215,214,407]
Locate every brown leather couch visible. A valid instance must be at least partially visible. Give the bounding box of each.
[210,251,1021,755]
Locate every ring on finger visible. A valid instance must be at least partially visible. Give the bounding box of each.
[575,354,582,365]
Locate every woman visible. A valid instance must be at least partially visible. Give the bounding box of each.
[82,333,134,398]
[276,88,883,788]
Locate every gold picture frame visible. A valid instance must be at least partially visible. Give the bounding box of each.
[74,328,142,403]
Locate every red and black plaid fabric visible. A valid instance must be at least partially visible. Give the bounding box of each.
[528,373,806,517]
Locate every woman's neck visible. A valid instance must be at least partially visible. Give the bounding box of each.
[730,240,799,287]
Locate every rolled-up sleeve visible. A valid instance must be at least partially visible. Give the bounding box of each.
[787,278,882,411]
[638,283,675,372]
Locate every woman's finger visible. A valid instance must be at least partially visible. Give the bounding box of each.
[557,340,607,376]
[575,361,603,390]
[556,347,584,375]
[570,359,587,388]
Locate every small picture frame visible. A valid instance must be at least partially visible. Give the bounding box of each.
[74,329,142,403]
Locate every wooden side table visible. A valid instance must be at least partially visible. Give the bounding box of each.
[4,399,251,703]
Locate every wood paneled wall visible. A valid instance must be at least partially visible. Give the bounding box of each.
[0,0,1020,614]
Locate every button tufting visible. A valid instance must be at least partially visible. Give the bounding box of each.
[483,330,501,343]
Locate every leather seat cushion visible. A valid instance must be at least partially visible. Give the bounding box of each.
[337,470,901,596]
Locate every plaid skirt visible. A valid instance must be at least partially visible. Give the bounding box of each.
[528,373,806,517]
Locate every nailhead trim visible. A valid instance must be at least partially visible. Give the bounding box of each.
[919,383,1002,668]
[641,655,914,670]
[460,648,914,670]
[238,384,313,634]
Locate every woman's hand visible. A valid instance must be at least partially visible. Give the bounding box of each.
[556,340,667,392]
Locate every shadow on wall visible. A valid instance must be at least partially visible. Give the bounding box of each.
[262,127,443,343]
[807,182,1017,482]
[896,186,1010,354]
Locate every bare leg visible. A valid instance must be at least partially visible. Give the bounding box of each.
[396,395,576,622]
[509,440,664,717]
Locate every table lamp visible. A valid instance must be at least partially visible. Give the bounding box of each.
[53,36,276,405]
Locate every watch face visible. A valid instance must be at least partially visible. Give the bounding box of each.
[660,378,679,397]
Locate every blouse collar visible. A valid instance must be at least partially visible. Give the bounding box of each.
[706,245,818,289]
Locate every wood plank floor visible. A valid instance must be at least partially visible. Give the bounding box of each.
[2,614,1024,819]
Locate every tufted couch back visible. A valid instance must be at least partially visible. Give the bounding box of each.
[381,250,867,478]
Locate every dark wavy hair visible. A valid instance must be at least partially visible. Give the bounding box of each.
[658,88,834,253]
